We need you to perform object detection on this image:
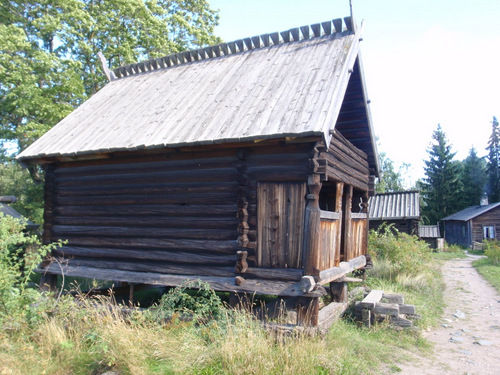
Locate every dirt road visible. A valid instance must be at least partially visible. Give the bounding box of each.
[398,255,500,374]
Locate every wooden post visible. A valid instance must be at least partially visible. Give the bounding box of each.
[330,282,348,303]
[342,185,353,261]
[40,273,57,292]
[335,182,344,266]
[296,297,320,327]
[128,283,135,307]
[303,174,322,278]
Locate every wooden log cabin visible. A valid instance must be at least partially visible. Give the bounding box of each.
[18,17,379,326]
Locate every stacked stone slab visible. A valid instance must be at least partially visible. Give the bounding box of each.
[354,289,421,328]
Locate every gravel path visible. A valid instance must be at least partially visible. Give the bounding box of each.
[397,255,500,375]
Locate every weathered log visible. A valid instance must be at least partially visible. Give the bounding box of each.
[361,308,371,327]
[373,303,399,317]
[53,215,236,229]
[56,181,236,197]
[52,225,235,241]
[56,191,235,206]
[235,251,248,273]
[399,304,416,315]
[56,204,237,217]
[39,264,325,297]
[52,237,238,254]
[55,155,239,177]
[303,174,322,276]
[300,276,316,293]
[329,282,348,303]
[296,297,320,326]
[389,315,412,327]
[318,255,366,284]
[382,293,404,304]
[318,302,347,329]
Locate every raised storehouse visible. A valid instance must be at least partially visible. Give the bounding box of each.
[368,191,420,235]
[18,17,379,326]
[442,201,500,249]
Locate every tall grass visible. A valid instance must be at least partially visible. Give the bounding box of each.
[366,225,445,328]
[0,218,443,374]
[473,240,500,293]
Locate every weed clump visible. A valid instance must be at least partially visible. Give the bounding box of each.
[368,224,432,279]
[483,240,500,265]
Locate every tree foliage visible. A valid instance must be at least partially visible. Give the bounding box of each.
[486,116,500,203]
[0,0,221,220]
[375,152,407,193]
[0,0,221,157]
[459,147,487,207]
[0,161,44,224]
[420,125,462,224]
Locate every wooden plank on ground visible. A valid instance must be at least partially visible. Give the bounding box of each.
[318,302,348,329]
[359,289,383,309]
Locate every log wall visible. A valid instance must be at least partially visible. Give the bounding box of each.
[321,131,369,191]
[471,206,500,244]
[44,142,313,286]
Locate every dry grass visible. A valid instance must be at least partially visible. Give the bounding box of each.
[0,289,426,375]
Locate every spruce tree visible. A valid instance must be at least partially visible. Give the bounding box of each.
[460,147,487,208]
[486,116,500,203]
[420,125,461,224]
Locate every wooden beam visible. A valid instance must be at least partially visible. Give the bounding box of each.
[342,185,353,260]
[39,264,323,298]
[318,255,366,284]
[329,282,348,303]
[296,297,319,326]
[318,302,347,329]
[303,174,322,277]
[359,289,383,309]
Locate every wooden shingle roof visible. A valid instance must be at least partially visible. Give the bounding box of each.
[441,202,500,222]
[418,225,440,238]
[18,17,378,173]
[369,191,420,221]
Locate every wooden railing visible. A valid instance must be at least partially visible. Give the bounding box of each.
[318,211,368,270]
[319,210,341,269]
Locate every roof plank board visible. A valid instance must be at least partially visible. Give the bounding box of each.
[18,18,377,176]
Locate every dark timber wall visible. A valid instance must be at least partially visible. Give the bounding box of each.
[41,136,371,298]
[44,142,313,283]
[470,207,500,244]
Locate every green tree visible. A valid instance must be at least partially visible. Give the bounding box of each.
[0,0,221,158]
[1,0,221,219]
[486,116,500,203]
[459,147,487,208]
[420,125,461,224]
[0,161,44,223]
[375,152,407,193]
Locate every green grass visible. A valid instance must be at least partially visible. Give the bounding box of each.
[432,250,467,261]
[0,222,446,375]
[473,257,500,292]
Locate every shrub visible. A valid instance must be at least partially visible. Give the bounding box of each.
[146,280,227,323]
[483,240,500,265]
[368,224,432,278]
[0,214,61,323]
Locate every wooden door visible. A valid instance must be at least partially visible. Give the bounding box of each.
[257,182,306,268]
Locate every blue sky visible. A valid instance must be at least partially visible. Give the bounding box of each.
[210,0,500,186]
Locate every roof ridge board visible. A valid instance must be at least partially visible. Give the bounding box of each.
[112,17,352,80]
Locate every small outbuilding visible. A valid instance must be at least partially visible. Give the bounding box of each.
[0,196,38,231]
[441,202,500,248]
[418,225,442,250]
[368,191,420,235]
[18,17,379,326]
